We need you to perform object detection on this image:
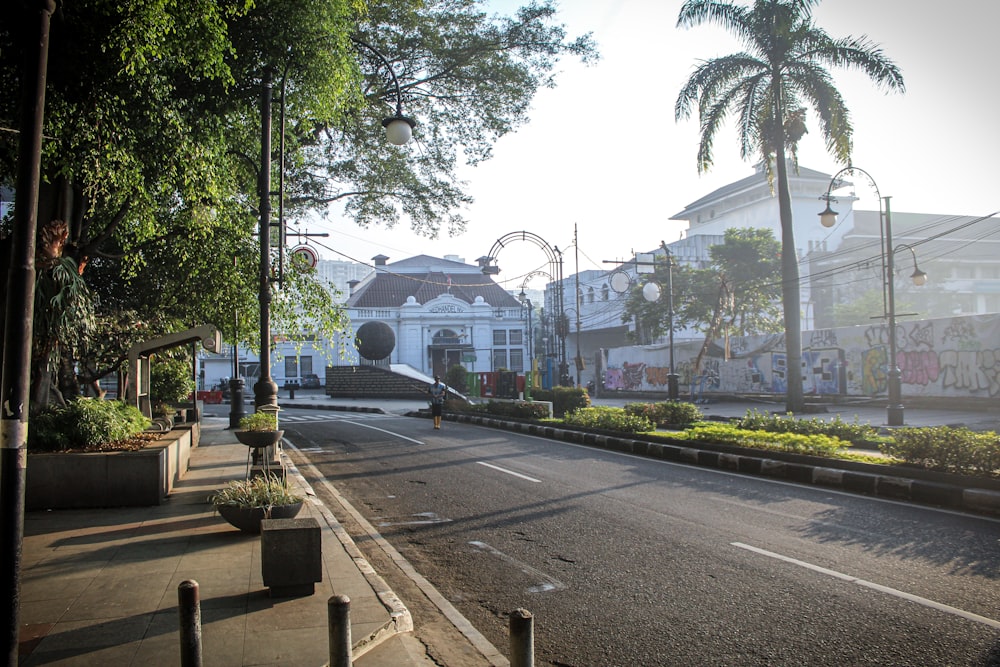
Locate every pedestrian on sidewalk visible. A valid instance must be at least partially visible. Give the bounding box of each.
[428,375,446,429]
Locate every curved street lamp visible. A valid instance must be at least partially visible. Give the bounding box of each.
[640,243,680,400]
[254,44,415,415]
[819,166,927,425]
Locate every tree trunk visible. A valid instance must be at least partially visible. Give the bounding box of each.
[775,151,804,412]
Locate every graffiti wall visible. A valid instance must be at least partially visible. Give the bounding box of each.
[603,314,1000,399]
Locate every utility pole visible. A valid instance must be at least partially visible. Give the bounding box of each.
[2,3,55,664]
[574,224,582,387]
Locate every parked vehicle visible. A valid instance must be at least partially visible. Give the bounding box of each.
[300,374,321,389]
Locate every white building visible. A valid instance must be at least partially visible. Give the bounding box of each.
[554,162,845,389]
[342,254,529,378]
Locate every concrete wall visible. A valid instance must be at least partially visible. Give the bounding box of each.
[603,313,1000,400]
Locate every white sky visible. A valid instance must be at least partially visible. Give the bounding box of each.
[302,0,1000,293]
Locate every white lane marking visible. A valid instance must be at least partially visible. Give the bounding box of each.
[469,541,566,593]
[338,420,425,445]
[283,440,508,665]
[377,512,453,528]
[732,542,1000,630]
[282,413,385,422]
[477,461,541,483]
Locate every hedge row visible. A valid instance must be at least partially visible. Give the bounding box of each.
[882,426,1000,477]
[563,406,653,433]
[446,399,1000,478]
[736,408,879,446]
[624,401,703,428]
[686,424,846,457]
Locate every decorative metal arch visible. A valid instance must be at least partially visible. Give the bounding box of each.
[483,231,569,385]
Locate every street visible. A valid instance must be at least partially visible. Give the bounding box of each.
[279,408,1000,666]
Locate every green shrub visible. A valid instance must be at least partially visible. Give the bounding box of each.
[624,401,703,428]
[443,398,481,413]
[239,412,278,432]
[563,406,653,433]
[150,356,194,407]
[445,364,470,394]
[687,423,846,457]
[29,398,150,452]
[882,426,1000,477]
[481,400,551,420]
[532,386,590,417]
[735,408,879,446]
[209,474,302,509]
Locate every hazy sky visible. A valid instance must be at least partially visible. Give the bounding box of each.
[301,0,1000,292]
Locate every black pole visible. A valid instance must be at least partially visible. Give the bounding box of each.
[555,248,569,386]
[666,248,679,400]
[1,3,54,664]
[228,257,246,429]
[883,197,904,426]
[254,72,278,410]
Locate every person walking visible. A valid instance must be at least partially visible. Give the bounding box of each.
[428,375,446,429]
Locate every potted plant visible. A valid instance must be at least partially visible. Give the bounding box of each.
[234,411,284,449]
[209,474,303,534]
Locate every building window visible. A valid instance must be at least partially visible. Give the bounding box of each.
[433,329,463,345]
[602,284,610,301]
[493,330,507,345]
[588,286,595,304]
[509,349,524,372]
[509,329,523,345]
[492,348,508,370]
[300,356,313,375]
[284,357,298,378]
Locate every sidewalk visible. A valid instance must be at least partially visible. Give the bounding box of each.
[18,418,442,666]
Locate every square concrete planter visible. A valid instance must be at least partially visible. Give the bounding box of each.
[26,424,199,510]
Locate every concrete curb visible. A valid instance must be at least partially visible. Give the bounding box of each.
[280,444,413,660]
[446,412,1000,516]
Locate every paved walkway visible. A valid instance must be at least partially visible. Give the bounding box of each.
[19,418,441,666]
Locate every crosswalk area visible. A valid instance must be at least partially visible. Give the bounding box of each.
[279,411,389,424]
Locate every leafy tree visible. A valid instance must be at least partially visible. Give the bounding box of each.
[829,287,920,329]
[674,0,904,411]
[0,0,597,405]
[623,229,782,348]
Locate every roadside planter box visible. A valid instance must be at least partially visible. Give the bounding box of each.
[26,424,199,510]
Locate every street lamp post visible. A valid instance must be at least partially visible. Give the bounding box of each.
[253,42,416,415]
[820,167,927,426]
[662,244,679,400]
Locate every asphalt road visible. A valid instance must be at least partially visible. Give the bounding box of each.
[280,408,1000,667]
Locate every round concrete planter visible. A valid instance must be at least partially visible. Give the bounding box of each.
[216,501,303,534]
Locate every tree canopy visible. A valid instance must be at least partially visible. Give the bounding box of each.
[623,229,782,346]
[1,0,597,403]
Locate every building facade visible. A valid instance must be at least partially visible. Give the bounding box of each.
[343,254,529,378]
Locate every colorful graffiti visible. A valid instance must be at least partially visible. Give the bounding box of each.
[603,314,1000,400]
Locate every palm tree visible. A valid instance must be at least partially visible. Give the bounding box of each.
[674,0,904,412]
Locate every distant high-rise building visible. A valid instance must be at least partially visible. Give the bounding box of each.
[315,258,373,297]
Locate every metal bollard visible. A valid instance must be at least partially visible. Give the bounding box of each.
[328,594,352,667]
[228,377,245,429]
[178,580,202,667]
[509,608,534,667]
